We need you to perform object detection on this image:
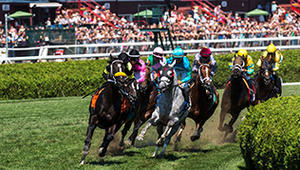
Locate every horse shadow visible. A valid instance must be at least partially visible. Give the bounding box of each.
[179,148,213,153]
[149,154,188,161]
[86,160,126,166]
[111,150,141,157]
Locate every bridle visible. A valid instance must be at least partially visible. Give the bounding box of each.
[198,64,211,85]
[108,59,136,102]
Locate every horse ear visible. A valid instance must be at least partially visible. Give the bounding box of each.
[108,54,114,63]
[169,60,176,68]
[160,57,167,67]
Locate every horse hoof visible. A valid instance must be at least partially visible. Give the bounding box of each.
[125,139,132,146]
[136,136,144,141]
[156,138,164,146]
[218,126,225,132]
[224,124,233,133]
[119,141,124,147]
[190,135,200,141]
[157,154,164,159]
[98,147,106,157]
[241,116,246,121]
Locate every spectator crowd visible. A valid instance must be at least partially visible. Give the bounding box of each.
[1,2,299,54]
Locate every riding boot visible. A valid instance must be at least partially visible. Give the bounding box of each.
[188,74,197,87]
[273,73,282,95]
[208,85,214,100]
[183,86,191,110]
[248,79,255,103]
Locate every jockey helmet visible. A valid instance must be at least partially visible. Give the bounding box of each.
[128,49,140,58]
[153,47,164,58]
[267,43,276,53]
[237,49,248,58]
[173,46,184,58]
[200,47,211,58]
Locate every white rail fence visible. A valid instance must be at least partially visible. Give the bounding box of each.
[1,36,300,62]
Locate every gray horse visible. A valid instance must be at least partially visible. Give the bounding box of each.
[137,59,189,158]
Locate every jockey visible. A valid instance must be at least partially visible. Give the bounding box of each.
[128,49,146,85]
[257,43,283,94]
[146,46,166,82]
[192,47,217,77]
[229,49,255,103]
[167,46,192,108]
[191,47,217,99]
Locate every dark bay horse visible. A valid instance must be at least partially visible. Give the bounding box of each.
[255,56,281,103]
[218,55,255,140]
[80,55,137,165]
[175,64,219,142]
[119,66,159,146]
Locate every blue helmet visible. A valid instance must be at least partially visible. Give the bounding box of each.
[172,46,184,58]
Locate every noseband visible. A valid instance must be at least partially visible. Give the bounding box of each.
[199,64,211,85]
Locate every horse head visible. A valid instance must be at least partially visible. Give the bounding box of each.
[260,57,272,85]
[198,63,211,89]
[109,54,137,102]
[232,55,245,78]
[158,58,176,93]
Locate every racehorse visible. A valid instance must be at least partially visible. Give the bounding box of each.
[80,54,137,165]
[255,56,281,103]
[175,64,219,142]
[218,55,255,140]
[137,59,189,157]
[119,66,159,146]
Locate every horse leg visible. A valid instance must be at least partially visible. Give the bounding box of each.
[175,120,186,143]
[152,124,164,158]
[190,121,203,141]
[218,100,231,132]
[137,112,158,141]
[137,121,152,141]
[127,109,153,145]
[98,123,122,157]
[80,115,97,165]
[158,124,181,158]
[120,120,133,147]
[156,123,172,145]
[223,113,239,142]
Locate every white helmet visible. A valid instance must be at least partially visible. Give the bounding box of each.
[153,47,164,58]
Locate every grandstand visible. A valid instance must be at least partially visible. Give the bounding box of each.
[0,0,299,61]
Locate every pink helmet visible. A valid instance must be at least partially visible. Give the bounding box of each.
[153,47,164,58]
[200,47,211,58]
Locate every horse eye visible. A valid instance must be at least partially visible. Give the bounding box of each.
[160,70,163,75]
[167,71,173,76]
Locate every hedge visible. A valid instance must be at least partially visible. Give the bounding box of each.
[238,96,300,169]
[0,49,299,99]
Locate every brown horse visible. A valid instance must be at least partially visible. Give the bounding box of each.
[119,66,159,146]
[80,56,137,165]
[175,64,219,142]
[255,56,281,103]
[218,55,255,140]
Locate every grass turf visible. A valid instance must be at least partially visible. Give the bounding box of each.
[0,85,299,169]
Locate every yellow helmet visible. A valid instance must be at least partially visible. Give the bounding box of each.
[267,43,276,53]
[237,49,248,58]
